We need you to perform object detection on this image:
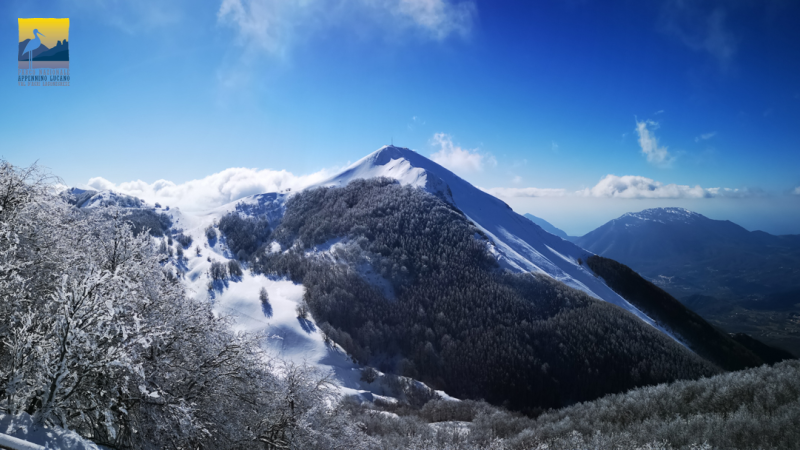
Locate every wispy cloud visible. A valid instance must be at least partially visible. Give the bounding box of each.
[217,0,305,58]
[695,131,717,142]
[635,119,674,167]
[430,133,496,174]
[793,186,800,196]
[86,166,336,212]
[659,1,737,70]
[218,0,477,58]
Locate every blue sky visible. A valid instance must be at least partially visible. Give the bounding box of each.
[3,0,800,235]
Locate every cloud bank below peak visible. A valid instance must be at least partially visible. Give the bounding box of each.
[487,174,758,200]
[86,166,336,212]
[578,175,754,199]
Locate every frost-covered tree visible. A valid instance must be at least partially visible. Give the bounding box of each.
[205,226,217,242]
[227,259,243,278]
[259,286,269,303]
[210,261,227,281]
[296,300,309,319]
[0,160,371,450]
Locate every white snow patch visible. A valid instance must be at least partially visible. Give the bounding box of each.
[0,413,100,450]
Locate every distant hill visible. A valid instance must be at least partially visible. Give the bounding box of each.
[574,207,800,299]
[575,207,800,356]
[523,213,572,240]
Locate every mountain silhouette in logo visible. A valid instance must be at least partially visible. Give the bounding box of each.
[18,39,48,60]
[17,39,69,62]
[34,39,69,61]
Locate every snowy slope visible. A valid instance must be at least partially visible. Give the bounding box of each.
[158,199,435,404]
[0,413,100,450]
[315,146,681,342]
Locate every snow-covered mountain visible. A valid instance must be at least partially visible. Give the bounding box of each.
[313,145,678,338]
[61,187,145,209]
[69,147,741,401]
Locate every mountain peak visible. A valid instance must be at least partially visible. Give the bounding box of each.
[375,144,417,156]
[314,146,682,341]
[620,207,704,224]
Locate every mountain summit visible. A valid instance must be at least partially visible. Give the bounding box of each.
[317,146,675,333]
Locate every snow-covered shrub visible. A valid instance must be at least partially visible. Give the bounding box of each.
[360,367,378,384]
[205,225,216,242]
[259,286,269,304]
[296,300,310,319]
[210,260,227,281]
[174,232,192,248]
[227,259,243,278]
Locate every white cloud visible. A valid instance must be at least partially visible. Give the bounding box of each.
[695,131,717,142]
[635,119,674,167]
[485,187,567,198]
[430,133,495,174]
[218,0,476,58]
[487,174,756,200]
[793,186,800,196]
[551,141,559,153]
[578,174,752,199]
[86,166,335,212]
[511,175,522,184]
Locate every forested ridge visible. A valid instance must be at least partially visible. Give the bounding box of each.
[586,255,783,370]
[342,359,800,449]
[249,178,718,412]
